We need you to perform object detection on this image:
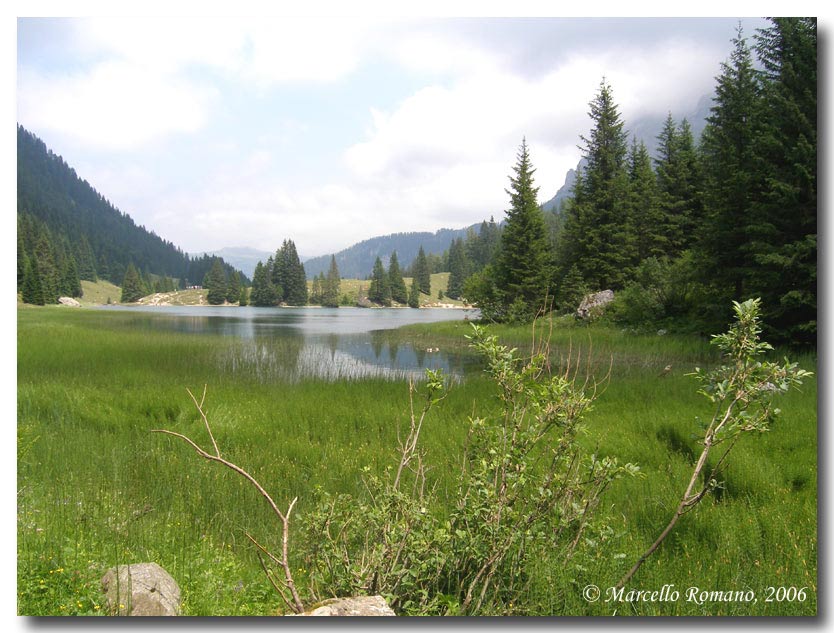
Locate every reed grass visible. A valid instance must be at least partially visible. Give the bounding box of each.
[17,306,816,615]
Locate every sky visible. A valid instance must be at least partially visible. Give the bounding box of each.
[14,9,777,259]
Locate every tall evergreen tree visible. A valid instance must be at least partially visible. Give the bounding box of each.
[226,270,242,304]
[626,137,666,261]
[387,251,408,304]
[699,26,762,302]
[21,256,44,305]
[408,276,421,308]
[323,255,341,307]
[274,240,307,305]
[414,246,431,295]
[446,237,469,299]
[120,263,144,303]
[205,259,228,305]
[368,256,391,306]
[494,138,550,313]
[250,261,277,307]
[749,17,817,344]
[558,79,634,290]
[655,115,704,255]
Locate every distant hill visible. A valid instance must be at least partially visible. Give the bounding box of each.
[303,227,475,280]
[191,246,272,280]
[17,125,245,286]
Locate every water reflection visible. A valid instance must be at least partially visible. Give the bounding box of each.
[98,305,481,382]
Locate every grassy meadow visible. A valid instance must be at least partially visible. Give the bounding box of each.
[17,305,817,616]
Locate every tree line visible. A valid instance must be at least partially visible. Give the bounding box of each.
[459,18,815,346]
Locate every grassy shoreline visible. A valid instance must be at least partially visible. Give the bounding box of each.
[17,306,817,615]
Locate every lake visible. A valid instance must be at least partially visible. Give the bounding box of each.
[97,305,482,381]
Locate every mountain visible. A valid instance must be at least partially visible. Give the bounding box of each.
[191,246,272,280]
[17,125,245,286]
[540,94,713,213]
[303,227,474,280]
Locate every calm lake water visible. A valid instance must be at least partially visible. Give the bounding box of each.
[97,305,482,381]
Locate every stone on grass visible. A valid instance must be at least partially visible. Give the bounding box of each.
[290,595,396,616]
[101,562,181,616]
[576,289,614,320]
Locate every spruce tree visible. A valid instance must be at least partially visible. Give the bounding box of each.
[699,26,762,302]
[388,251,408,304]
[250,261,277,307]
[21,256,44,305]
[655,115,703,255]
[238,285,249,307]
[414,246,431,296]
[226,270,241,304]
[626,137,666,261]
[749,17,817,344]
[120,263,144,303]
[447,238,469,299]
[205,259,228,305]
[494,138,550,314]
[558,80,634,291]
[323,255,341,307]
[368,257,391,306]
[408,277,421,308]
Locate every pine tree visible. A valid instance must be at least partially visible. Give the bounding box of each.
[60,255,82,298]
[627,137,666,262]
[21,256,44,305]
[699,26,762,302]
[557,263,588,314]
[447,238,469,299]
[205,259,228,305]
[250,261,277,307]
[494,138,550,314]
[120,263,144,303]
[238,285,249,307]
[323,255,341,307]
[227,270,242,304]
[388,251,408,304]
[655,115,704,255]
[408,277,421,308]
[274,240,307,305]
[558,80,634,291]
[414,246,431,295]
[748,17,817,344]
[368,257,391,306]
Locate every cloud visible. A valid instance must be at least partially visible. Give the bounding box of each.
[17,60,217,150]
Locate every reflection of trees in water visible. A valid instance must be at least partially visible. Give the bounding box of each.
[370,330,385,360]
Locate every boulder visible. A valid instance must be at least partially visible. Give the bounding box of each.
[576,289,614,320]
[290,595,396,616]
[101,563,181,616]
[58,296,81,307]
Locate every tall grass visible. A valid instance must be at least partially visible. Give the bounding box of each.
[17,307,816,615]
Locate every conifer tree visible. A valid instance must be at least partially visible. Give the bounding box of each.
[323,255,341,307]
[558,80,634,291]
[238,285,249,307]
[414,246,431,296]
[626,137,666,261]
[388,251,408,304]
[494,138,550,314]
[21,256,44,305]
[655,115,703,255]
[368,257,391,306]
[120,263,144,303]
[250,261,277,307]
[227,270,242,304]
[749,17,817,344]
[699,26,762,302]
[205,259,228,305]
[447,238,469,299]
[408,277,421,308]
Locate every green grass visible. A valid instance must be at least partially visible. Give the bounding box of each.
[17,306,817,616]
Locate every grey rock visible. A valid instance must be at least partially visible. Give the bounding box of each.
[101,563,181,616]
[576,289,614,319]
[291,595,396,616]
[58,296,81,307]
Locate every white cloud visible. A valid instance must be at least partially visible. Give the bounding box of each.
[17,60,216,150]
